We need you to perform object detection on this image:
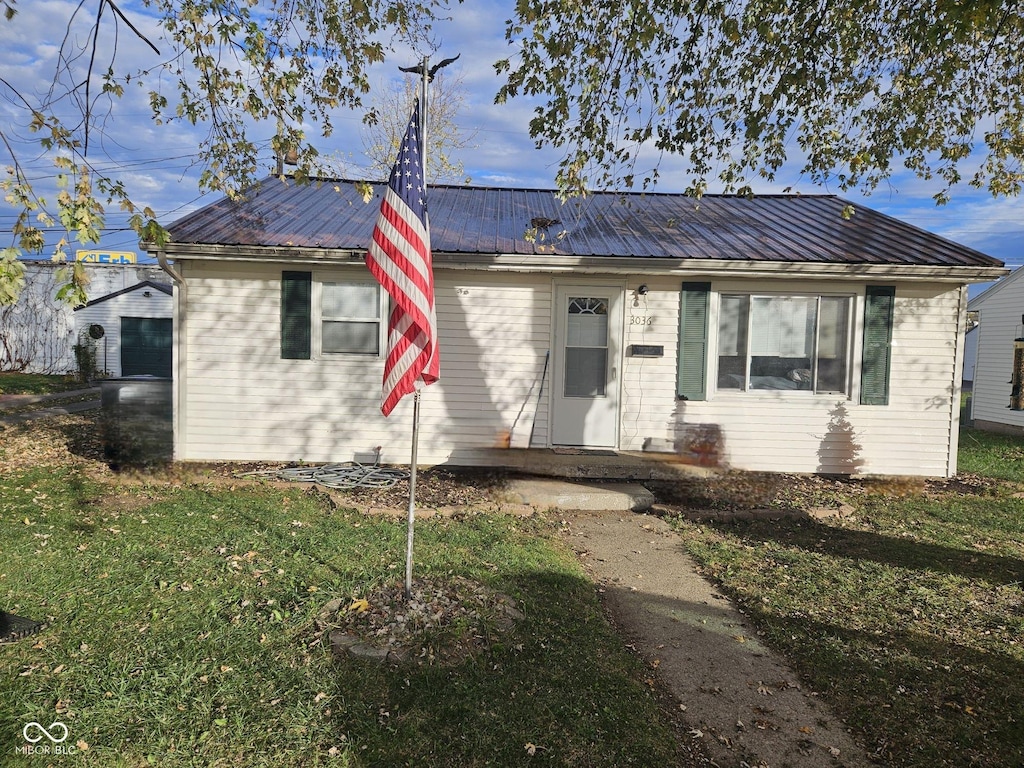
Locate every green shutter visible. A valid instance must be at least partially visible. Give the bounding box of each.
[677,282,711,401]
[281,271,312,360]
[860,285,895,405]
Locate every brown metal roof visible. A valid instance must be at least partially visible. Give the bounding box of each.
[165,178,1003,268]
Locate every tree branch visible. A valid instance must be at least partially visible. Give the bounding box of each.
[105,0,160,55]
[82,0,106,155]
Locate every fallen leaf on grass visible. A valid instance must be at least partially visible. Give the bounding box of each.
[76,740,89,751]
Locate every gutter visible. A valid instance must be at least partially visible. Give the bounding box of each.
[158,243,1009,284]
[156,250,185,288]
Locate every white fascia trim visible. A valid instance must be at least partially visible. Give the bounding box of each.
[150,245,1008,284]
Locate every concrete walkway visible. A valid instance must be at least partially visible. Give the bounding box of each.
[561,510,873,768]
[0,387,100,426]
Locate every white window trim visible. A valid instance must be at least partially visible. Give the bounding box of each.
[712,290,855,397]
[312,272,386,359]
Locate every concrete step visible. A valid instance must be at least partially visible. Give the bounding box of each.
[502,478,655,512]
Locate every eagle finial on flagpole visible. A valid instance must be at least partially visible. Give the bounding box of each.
[398,53,461,82]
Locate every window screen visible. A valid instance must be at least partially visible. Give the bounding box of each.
[321,282,382,355]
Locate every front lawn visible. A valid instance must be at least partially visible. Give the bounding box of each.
[6,411,1023,767]
[674,428,1024,767]
[0,427,690,767]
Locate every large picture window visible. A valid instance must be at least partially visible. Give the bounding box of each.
[319,280,383,355]
[717,294,851,393]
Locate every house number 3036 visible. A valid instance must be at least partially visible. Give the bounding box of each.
[630,315,653,326]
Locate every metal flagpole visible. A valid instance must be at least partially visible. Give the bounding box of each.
[404,57,430,600]
[404,391,420,599]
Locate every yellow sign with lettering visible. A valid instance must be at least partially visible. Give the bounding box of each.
[75,250,137,264]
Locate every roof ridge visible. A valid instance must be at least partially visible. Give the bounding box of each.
[258,175,839,199]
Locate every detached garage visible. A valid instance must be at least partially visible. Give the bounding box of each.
[73,281,173,378]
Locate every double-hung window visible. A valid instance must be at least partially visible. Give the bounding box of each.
[717,294,852,394]
[319,280,384,355]
[280,271,384,359]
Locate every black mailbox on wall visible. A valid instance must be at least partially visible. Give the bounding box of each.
[629,344,664,357]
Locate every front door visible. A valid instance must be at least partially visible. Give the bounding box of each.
[551,285,622,447]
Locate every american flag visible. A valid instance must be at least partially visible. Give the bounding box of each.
[365,99,439,416]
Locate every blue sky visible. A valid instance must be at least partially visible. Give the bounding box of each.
[1,0,1021,293]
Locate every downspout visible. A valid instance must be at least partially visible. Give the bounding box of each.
[947,283,968,478]
[157,251,186,461]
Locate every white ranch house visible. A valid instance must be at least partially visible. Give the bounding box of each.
[148,180,1005,477]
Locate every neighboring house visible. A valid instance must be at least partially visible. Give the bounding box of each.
[963,323,978,387]
[1,261,167,374]
[147,180,1005,477]
[72,281,173,378]
[966,267,1024,434]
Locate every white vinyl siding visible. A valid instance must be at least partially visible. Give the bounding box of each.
[175,259,965,477]
[177,261,550,464]
[620,278,964,477]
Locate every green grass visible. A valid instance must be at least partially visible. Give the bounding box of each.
[957,426,1024,480]
[0,372,85,395]
[674,428,1024,768]
[8,417,1024,767]
[1,466,685,767]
